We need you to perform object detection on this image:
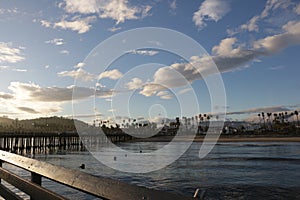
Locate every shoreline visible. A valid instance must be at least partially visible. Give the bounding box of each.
[132,135,300,143]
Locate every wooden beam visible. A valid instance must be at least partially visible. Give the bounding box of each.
[0,184,23,200]
[0,150,193,200]
[0,167,67,200]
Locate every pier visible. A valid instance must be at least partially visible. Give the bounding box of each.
[0,132,133,154]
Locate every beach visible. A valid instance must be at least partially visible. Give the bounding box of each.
[133,135,300,143]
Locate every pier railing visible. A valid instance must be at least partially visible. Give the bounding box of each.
[0,150,194,200]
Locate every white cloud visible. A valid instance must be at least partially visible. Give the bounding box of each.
[214,20,300,70]
[212,37,238,56]
[170,0,177,11]
[126,77,143,90]
[6,82,113,102]
[17,107,39,114]
[60,50,70,55]
[95,89,116,99]
[96,82,105,89]
[240,16,260,32]
[0,82,70,115]
[156,91,173,99]
[40,20,51,28]
[178,88,192,95]
[0,65,10,70]
[62,0,152,24]
[254,20,300,53]
[0,82,116,117]
[230,0,296,34]
[63,0,100,14]
[139,83,165,97]
[193,0,230,29]
[137,20,300,98]
[12,68,27,72]
[59,65,123,82]
[98,69,123,80]
[227,105,293,116]
[268,65,285,70]
[45,38,65,46]
[0,42,25,64]
[98,1,144,24]
[129,50,159,56]
[54,16,96,34]
[74,62,85,68]
[261,0,292,18]
[0,65,27,72]
[108,26,122,32]
[141,5,152,18]
[0,8,19,15]
[137,51,254,97]
[0,92,14,99]
[108,108,116,113]
[58,68,95,82]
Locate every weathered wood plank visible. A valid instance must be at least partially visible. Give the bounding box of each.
[0,150,194,200]
[0,167,67,200]
[0,184,24,200]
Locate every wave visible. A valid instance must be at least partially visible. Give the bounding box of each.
[216,143,286,147]
[193,185,300,200]
[205,156,300,163]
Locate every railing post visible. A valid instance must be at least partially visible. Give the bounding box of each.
[0,160,2,183]
[31,172,42,200]
[31,172,42,185]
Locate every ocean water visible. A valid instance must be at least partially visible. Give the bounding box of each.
[1,141,300,199]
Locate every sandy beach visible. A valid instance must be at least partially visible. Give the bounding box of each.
[132,135,300,143]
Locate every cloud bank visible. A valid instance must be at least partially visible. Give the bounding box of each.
[41,0,152,34]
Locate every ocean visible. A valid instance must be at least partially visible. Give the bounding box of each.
[1,141,300,199]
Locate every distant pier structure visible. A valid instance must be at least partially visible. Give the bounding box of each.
[0,131,133,154]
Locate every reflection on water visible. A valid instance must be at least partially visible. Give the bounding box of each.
[2,142,300,199]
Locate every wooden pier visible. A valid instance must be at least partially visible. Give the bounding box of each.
[0,132,133,154]
[0,150,194,200]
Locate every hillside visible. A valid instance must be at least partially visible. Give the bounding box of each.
[0,116,88,133]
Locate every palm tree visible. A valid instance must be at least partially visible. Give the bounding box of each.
[273,113,277,119]
[206,115,210,128]
[278,112,285,123]
[258,113,261,126]
[261,112,266,128]
[267,112,272,130]
[295,111,299,127]
[267,112,272,121]
[191,116,194,128]
[183,117,188,130]
[198,114,202,125]
[284,112,289,123]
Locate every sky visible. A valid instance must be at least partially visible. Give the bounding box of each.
[0,0,300,124]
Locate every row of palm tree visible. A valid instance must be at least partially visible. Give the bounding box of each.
[257,110,299,130]
[92,114,215,130]
[182,114,213,129]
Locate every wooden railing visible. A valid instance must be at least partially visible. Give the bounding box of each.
[0,150,195,200]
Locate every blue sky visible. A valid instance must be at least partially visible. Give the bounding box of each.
[0,0,300,123]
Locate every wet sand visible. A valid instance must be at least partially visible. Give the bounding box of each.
[133,135,300,143]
